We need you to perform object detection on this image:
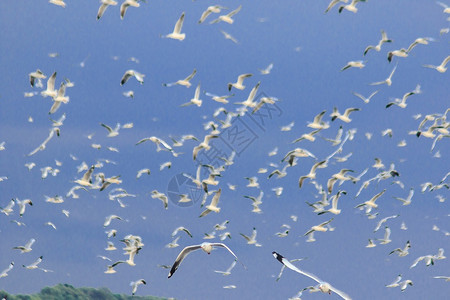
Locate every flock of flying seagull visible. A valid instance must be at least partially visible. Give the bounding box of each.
[1,1,449,299]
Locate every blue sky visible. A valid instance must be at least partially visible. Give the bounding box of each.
[0,0,449,299]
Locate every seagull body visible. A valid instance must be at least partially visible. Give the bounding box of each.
[307,110,330,130]
[259,63,273,75]
[164,69,196,88]
[423,55,450,73]
[136,168,150,178]
[272,252,352,299]
[101,123,121,137]
[386,84,421,108]
[103,214,123,227]
[374,214,399,232]
[320,191,346,214]
[298,160,326,188]
[341,60,365,71]
[166,236,180,248]
[136,136,174,153]
[378,226,392,244]
[0,262,14,278]
[15,198,33,217]
[130,279,146,296]
[198,5,227,24]
[292,128,322,143]
[352,90,378,104]
[366,239,376,248]
[0,199,15,216]
[433,276,450,281]
[240,227,262,247]
[330,107,360,123]
[389,241,411,257]
[166,12,185,41]
[49,0,66,8]
[23,256,43,269]
[282,148,316,166]
[121,70,144,85]
[304,218,334,236]
[97,0,117,20]
[210,5,242,24]
[355,189,386,210]
[168,242,241,278]
[52,82,69,107]
[13,238,35,253]
[205,92,233,104]
[387,49,408,62]
[29,69,46,87]
[338,0,366,13]
[370,64,397,86]
[75,165,95,187]
[364,30,392,55]
[41,72,57,98]
[214,259,237,275]
[220,30,238,43]
[386,274,403,288]
[199,189,221,217]
[394,188,414,205]
[181,83,202,107]
[228,73,252,91]
[151,190,168,209]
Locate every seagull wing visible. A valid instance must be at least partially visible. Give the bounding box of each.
[210,243,243,267]
[272,252,322,284]
[168,245,202,278]
[198,8,212,23]
[174,12,185,34]
[184,69,197,81]
[121,70,133,85]
[227,4,242,17]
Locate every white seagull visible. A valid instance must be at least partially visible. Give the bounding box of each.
[198,5,227,24]
[130,279,146,295]
[166,12,186,41]
[168,242,242,278]
[214,260,237,276]
[370,64,397,86]
[0,262,14,278]
[340,60,365,71]
[228,73,252,91]
[181,83,202,107]
[210,5,242,24]
[423,55,450,73]
[364,30,393,55]
[199,189,222,217]
[13,238,35,253]
[29,69,46,87]
[120,70,145,85]
[41,71,57,98]
[272,252,352,300]
[352,90,379,104]
[163,69,197,88]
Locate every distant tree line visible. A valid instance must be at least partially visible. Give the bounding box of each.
[0,284,168,300]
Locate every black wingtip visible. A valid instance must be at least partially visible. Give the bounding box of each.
[272,251,284,263]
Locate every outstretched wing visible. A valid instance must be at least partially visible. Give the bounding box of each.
[168,245,202,278]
